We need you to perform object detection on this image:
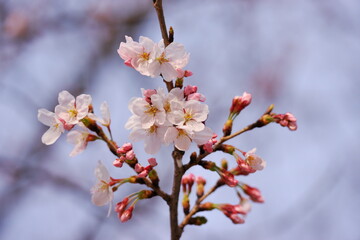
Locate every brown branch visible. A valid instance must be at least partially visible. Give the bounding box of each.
[153,0,170,47]
[168,148,185,240]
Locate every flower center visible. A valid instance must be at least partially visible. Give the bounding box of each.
[140,52,150,61]
[68,109,78,118]
[145,105,158,116]
[156,53,169,64]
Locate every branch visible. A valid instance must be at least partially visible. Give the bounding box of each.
[153,0,170,47]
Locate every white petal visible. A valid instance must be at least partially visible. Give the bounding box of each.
[160,63,178,81]
[175,134,191,151]
[38,108,56,126]
[94,161,110,181]
[164,127,178,145]
[144,134,161,154]
[41,126,62,145]
[192,127,213,145]
[91,186,113,206]
[58,90,75,106]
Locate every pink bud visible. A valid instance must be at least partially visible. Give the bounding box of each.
[142,89,157,104]
[120,206,134,222]
[125,150,135,160]
[229,214,245,224]
[187,93,206,102]
[148,158,157,167]
[242,184,264,203]
[230,92,252,115]
[122,143,133,152]
[117,147,126,154]
[196,176,206,185]
[115,198,129,215]
[135,163,144,173]
[138,170,149,178]
[221,170,238,187]
[184,85,198,96]
[113,159,123,168]
[184,70,193,77]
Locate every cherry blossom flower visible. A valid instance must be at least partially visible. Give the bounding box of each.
[117,36,155,76]
[128,94,166,129]
[88,101,111,127]
[55,90,92,126]
[164,126,213,151]
[67,125,94,157]
[167,100,209,132]
[37,108,65,145]
[244,148,266,171]
[126,116,168,154]
[148,40,189,81]
[91,161,114,214]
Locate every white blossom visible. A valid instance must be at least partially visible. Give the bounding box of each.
[91,161,113,216]
[88,101,111,126]
[37,108,65,145]
[55,90,92,125]
[245,148,266,171]
[66,125,90,157]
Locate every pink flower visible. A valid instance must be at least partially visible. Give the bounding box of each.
[274,112,298,131]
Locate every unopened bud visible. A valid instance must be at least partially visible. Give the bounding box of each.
[182,194,190,214]
[199,161,216,171]
[221,159,228,170]
[220,144,235,155]
[189,216,207,225]
[148,158,157,167]
[222,119,233,136]
[241,184,264,203]
[198,202,216,211]
[148,169,159,186]
[120,206,134,222]
[138,190,155,200]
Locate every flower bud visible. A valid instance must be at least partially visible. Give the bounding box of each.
[241,184,264,203]
[229,92,252,116]
[113,158,124,168]
[115,197,129,215]
[222,119,233,136]
[120,206,134,222]
[182,194,190,214]
[198,202,216,211]
[196,176,206,198]
[199,161,217,171]
[148,169,159,186]
[220,144,235,155]
[148,158,157,167]
[125,150,135,160]
[138,190,155,200]
[221,159,228,170]
[189,216,207,226]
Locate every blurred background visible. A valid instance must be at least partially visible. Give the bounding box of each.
[1,0,359,239]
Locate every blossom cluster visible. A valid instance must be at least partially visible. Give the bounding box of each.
[118,36,189,82]
[37,90,110,156]
[125,87,214,154]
